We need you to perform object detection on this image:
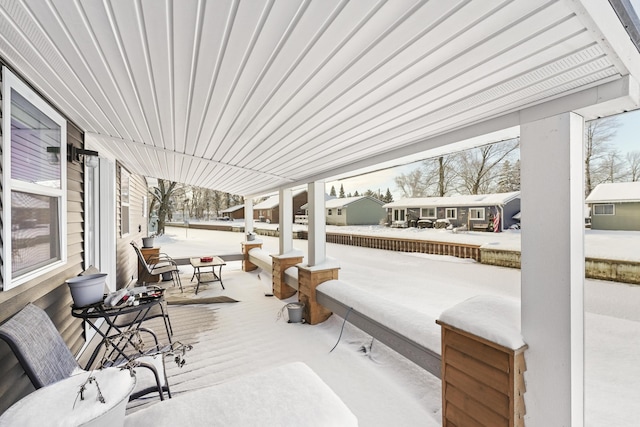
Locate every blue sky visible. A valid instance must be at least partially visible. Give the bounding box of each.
[327,110,640,199]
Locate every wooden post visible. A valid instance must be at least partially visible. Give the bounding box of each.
[297,264,339,325]
[241,241,263,272]
[271,254,303,299]
[436,321,527,426]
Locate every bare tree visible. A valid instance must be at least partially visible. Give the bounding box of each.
[394,168,427,197]
[455,139,520,194]
[149,179,182,235]
[423,156,456,196]
[599,150,626,183]
[625,151,640,182]
[496,159,520,192]
[585,117,621,196]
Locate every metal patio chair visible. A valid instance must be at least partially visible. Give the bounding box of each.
[131,241,183,292]
[0,303,171,401]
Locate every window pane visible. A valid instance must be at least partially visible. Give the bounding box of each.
[10,89,62,189]
[11,191,60,276]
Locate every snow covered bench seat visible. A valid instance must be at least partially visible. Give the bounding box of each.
[124,362,357,426]
[317,280,442,377]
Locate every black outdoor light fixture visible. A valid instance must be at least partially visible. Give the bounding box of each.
[46,144,99,167]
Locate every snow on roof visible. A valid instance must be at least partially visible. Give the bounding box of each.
[324,196,384,209]
[220,205,244,213]
[253,189,307,209]
[586,182,640,203]
[383,191,520,209]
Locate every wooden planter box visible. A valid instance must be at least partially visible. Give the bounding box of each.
[436,321,527,426]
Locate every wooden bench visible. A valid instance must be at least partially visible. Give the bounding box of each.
[472,223,489,231]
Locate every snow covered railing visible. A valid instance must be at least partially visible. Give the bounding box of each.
[248,247,272,272]
[316,280,442,379]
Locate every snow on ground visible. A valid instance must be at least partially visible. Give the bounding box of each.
[157,224,640,426]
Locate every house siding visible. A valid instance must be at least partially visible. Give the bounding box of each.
[116,164,149,287]
[327,199,385,226]
[0,112,87,415]
[591,202,640,231]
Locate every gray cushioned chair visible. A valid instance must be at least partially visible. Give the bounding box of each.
[0,303,171,401]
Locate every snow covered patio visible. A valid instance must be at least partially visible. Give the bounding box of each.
[123,262,442,426]
[115,227,640,426]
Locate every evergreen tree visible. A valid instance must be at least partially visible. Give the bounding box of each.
[383,188,393,203]
[339,184,345,198]
[330,185,337,197]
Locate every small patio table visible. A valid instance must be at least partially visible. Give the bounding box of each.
[71,292,167,369]
[190,256,226,294]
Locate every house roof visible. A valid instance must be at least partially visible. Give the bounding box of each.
[383,191,520,209]
[325,196,384,209]
[253,189,307,210]
[586,182,640,203]
[220,205,244,213]
[1,2,639,196]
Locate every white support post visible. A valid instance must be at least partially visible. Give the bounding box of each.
[520,112,585,426]
[279,188,293,254]
[244,198,254,239]
[307,181,326,266]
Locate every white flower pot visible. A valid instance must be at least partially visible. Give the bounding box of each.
[142,237,155,248]
[66,274,107,307]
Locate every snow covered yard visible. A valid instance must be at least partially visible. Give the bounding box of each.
[155,226,640,426]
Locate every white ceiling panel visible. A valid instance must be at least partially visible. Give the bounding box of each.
[1,0,639,196]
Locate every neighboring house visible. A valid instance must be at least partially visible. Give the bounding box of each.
[586,182,640,231]
[253,190,307,223]
[383,191,521,231]
[324,196,386,226]
[220,205,244,220]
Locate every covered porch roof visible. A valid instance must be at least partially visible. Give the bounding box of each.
[1,0,639,196]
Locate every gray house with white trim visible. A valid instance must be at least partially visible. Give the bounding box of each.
[383,192,521,231]
[586,182,640,231]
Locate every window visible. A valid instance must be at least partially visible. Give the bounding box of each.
[337,208,342,215]
[2,68,67,289]
[593,204,614,215]
[469,208,485,220]
[327,209,333,216]
[445,208,457,219]
[421,207,436,218]
[121,168,130,236]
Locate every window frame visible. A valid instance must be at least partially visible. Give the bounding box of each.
[593,204,615,215]
[469,208,485,220]
[2,67,68,290]
[120,167,131,236]
[445,207,457,220]
[421,207,436,218]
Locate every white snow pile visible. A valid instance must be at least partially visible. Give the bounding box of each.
[318,279,441,353]
[124,362,357,426]
[438,295,525,350]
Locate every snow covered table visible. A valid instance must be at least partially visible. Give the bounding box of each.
[124,362,358,426]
